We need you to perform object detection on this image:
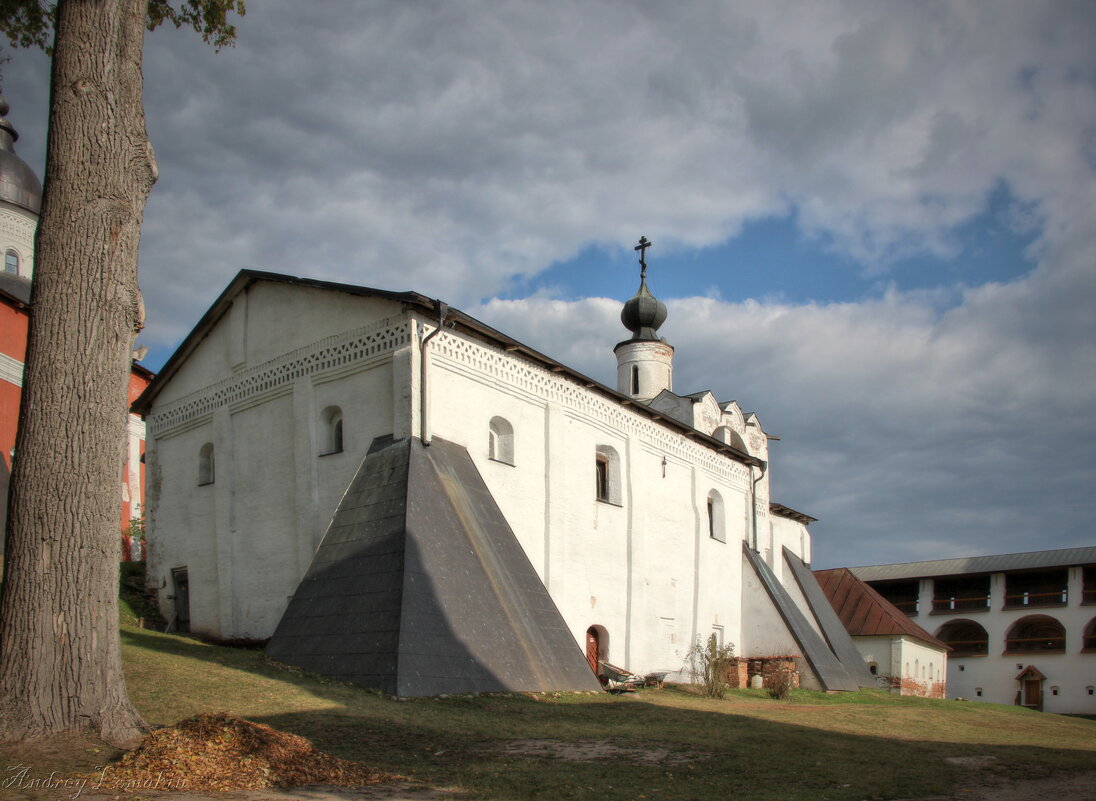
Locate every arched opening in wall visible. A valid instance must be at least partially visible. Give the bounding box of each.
[713,425,748,452]
[935,619,989,657]
[319,406,343,455]
[488,416,514,465]
[707,489,725,542]
[595,445,621,505]
[1083,617,1096,652]
[631,364,640,396]
[585,625,609,679]
[198,443,215,486]
[4,249,19,275]
[868,662,878,676]
[1005,615,1066,653]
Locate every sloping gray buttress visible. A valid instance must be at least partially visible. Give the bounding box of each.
[267,435,603,696]
[782,546,877,688]
[742,543,862,691]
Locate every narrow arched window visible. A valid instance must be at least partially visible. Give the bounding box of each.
[320,406,343,455]
[595,445,621,505]
[595,455,608,499]
[707,489,725,542]
[631,365,640,396]
[4,249,18,275]
[488,416,514,465]
[198,443,215,485]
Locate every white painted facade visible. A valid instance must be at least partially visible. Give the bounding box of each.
[856,553,1096,714]
[144,275,826,681]
[924,569,1096,714]
[0,204,36,279]
[851,635,947,697]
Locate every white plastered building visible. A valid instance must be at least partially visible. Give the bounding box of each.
[853,547,1096,714]
[138,266,876,696]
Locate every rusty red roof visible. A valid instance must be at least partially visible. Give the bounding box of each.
[813,567,948,650]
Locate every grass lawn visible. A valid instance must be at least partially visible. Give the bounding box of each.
[89,625,1095,801]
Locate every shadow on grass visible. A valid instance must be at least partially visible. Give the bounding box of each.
[119,627,1096,801]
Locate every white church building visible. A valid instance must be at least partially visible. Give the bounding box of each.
[137,250,878,697]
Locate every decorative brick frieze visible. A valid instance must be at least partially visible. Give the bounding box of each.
[429,325,752,488]
[149,316,410,437]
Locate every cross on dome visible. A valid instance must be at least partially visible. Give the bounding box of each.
[620,235,667,341]
[634,236,652,280]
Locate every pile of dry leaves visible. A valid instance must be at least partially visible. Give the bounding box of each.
[93,712,396,792]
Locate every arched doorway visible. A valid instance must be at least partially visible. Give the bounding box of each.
[585,627,599,673]
[585,625,608,679]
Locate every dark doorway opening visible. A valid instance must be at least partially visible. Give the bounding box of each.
[172,567,191,633]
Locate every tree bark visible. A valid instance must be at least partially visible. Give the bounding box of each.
[0,0,155,746]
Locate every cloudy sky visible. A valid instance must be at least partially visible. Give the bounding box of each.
[4,1,1094,568]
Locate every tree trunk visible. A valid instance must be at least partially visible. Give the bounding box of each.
[0,0,155,746]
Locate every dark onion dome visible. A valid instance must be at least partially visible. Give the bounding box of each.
[0,96,42,214]
[620,275,667,341]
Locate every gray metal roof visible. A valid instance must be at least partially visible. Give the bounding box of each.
[0,271,31,305]
[848,546,1096,582]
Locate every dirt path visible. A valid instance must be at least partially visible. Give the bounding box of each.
[921,769,1096,801]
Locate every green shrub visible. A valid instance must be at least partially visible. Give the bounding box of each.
[686,634,736,699]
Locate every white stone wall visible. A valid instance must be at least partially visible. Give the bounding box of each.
[423,319,764,676]
[147,288,408,638]
[847,634,947,697]
[0,203,36,278]
[125,413,145,519]
[927,566,1096,714]
[614,339,673,401]
[738,549,815,684]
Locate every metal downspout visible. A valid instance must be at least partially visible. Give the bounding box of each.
[750,461,768,552]
[419,300,448,447]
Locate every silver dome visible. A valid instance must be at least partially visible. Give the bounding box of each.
[0,97,42,214]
